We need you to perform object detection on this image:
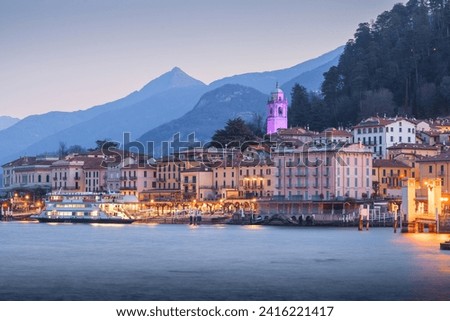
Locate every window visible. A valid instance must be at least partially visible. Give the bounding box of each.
[379,127,383,132]
[390,136,394,142]
[357,129,361,134]
[429,165,433,174]
[390,127,393,132]
[399,128,402,133]
[408,137,411,142]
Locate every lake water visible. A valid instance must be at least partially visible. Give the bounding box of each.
[0,221,449,301]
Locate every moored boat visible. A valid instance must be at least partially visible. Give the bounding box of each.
[31,192,135,224]
[440,240,450,251]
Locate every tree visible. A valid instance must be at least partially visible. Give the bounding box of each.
[288,84,310,128]
[58,142,67,159]
[67,145,86,154]
[211,118,257,148]
[246,113,265,137]
[320,0,450,121]
[94,139,119,151]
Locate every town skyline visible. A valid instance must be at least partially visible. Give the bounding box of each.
[1,0,401,118]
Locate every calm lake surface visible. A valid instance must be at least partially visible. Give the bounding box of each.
[0,221,449,301]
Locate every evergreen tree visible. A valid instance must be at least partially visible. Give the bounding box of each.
[211,118,257,148]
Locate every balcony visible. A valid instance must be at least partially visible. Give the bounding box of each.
[199,185,215,190]
[438,171,445,176]
[74,175,81,181]
[53,176,57,181]
[120,186,137,191]
[120,176,128,181]
[129,176,138,180]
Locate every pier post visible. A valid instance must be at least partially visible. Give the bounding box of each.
[436,208,440,234]
[393,210,397,233]
[358,215,363,231]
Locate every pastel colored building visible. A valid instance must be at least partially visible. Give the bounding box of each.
[272,143,373,200]
[372,159,412,198]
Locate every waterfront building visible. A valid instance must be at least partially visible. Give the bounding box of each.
[50,155,107,192]
[180,165,215,201]
[386,143,440,179]
[352,116,416,158]
[2,156,56,191]
[417,152,450,196]
[372,159,411,198]
[266,84,288,135]
[271,142,373,200]
[120,163,156,199]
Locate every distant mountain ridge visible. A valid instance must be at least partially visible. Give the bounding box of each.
[0,116,19,131]
[136,84,268,155]
[0,68,207,165]
[210,46,344,93]
[0,46,343,166]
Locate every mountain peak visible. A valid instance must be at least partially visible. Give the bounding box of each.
[138,67,206,97]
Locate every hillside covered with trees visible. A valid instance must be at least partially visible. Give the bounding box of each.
[289,0,450,131]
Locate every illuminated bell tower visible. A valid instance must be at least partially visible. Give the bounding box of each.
[266,83,288,134]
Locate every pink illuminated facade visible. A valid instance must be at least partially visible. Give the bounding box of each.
[266,84,288,134]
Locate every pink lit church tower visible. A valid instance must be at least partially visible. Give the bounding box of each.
[266,83,288,134]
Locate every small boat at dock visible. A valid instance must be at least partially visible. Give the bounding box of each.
[440,240,450,251]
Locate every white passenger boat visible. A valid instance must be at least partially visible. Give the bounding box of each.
[31,192,135,224]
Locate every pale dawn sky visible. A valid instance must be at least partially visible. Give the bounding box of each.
[0,0,402,118]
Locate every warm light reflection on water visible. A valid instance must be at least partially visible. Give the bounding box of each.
[242,224,264,230]
[90,223,125,228]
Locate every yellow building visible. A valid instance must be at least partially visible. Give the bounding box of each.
[372,159,412,198]
[417,152,450,195]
